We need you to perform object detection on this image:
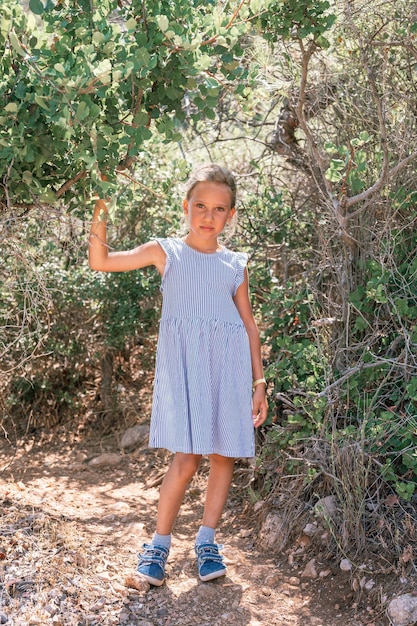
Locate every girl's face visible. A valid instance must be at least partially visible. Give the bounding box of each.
[183,181,235,244]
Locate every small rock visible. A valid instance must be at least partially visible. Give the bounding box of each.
[298,533,312,547]
[110,501,130,513]
[196,584,217,598]
[303,523,318,537]
[364,578,376,591]
[259,512,286,550]
[44,604,57,616]
[0,615,8,624]
[222,546,245,566]
[319,569,331,578]
[314,495,338,519]
[121,424,149,449]
[340,558,352,571]
[89,453,122,467]
[249,564,269,581]
[264,571,282,587]
[90,597,106,611]
[301,558,318,579]
[388,593,417,626]
[68,463,87,472]
[124,573,150,593]
[73,552,88,567]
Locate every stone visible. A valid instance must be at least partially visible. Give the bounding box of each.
[88,453,123,467]
[303,523,318,537]
[314,495,338,519]
[264,570,282,587]
[196,584,217,599]
[340,558,352,571]
[110,501,130,513]
[301,558,318,579]
[259,512,286,550]
[124,573,150,593]
[44,604,57,616]
[388,593,417,626]
[253,500,264,512]
[120,424,149,449]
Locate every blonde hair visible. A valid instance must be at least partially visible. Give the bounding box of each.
[184,163,237,208]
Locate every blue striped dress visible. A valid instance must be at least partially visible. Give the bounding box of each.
[149,237,255,458]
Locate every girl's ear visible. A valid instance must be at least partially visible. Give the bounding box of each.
[183,198,189,215]
[227,207,236,221]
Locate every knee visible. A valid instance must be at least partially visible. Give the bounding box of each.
[173,453,201,481]
[209,454,235,469]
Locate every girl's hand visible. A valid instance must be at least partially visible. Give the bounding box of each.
[252,386,268,428]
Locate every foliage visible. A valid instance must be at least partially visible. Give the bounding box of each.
[0,0,253,209]
[1,0,417,562]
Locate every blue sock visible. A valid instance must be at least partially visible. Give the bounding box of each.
[152,532,172,550]
[195,525,216,546]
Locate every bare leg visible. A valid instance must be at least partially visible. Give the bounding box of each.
[155,452,202,535]
[201,454,235,529]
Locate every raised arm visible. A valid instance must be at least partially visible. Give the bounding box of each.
[88,198,166,274]
[233,269,268,427]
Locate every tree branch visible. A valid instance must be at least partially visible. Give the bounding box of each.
[317,358,415,398]
[56,171,87,198]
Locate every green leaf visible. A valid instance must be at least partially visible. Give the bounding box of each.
[195,54,212,70]
[157,15,169,32]
[29,0,44,15]
[9,30,27,56]
[75,101,89,121]
[5,102,18,113]
[125,17,137,31]
[325,168,342,183]
[92,31,105,45]
[34,94,49,110]
[54,62,66,74]
[135,47,150,67]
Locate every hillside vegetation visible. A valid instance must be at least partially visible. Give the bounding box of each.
[1,0,416,574]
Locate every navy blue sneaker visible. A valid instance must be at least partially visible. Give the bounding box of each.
[195,542,226,582]
[137,543,169,586]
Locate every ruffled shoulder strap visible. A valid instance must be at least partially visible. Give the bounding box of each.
[232,251,248,295]
[154,237,179,288]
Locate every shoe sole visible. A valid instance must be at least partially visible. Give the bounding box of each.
[199,568,226,582]
[136,572,165,586]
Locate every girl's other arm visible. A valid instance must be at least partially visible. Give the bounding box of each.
[233,269,268,427]
[89,199,166,273]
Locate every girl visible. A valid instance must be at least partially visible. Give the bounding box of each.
[89,163,268,586]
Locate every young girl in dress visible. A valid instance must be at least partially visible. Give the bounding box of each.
[89,163,268,586]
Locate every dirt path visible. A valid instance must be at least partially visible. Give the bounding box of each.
[0,436,387,626]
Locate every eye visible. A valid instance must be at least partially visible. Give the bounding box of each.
[216,206,226,212]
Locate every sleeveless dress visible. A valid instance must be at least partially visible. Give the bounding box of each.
[149,237,255,458]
